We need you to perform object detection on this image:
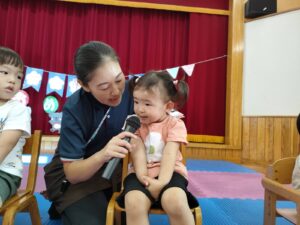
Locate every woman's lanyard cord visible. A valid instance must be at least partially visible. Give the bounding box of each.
[86,107,111,146]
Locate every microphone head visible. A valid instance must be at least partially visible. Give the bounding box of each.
[125,114,141,131]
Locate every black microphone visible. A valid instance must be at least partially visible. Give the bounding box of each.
[102,114,141,180]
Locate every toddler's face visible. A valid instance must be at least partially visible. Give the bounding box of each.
[133,87,169,125]
[0,64,23,105]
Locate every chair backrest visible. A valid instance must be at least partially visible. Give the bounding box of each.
[23,130,42,194]
[121,143,186,190]
[266,157,296,184]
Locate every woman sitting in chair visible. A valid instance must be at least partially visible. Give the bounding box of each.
[292,113,300,189]
[117,71,199,225]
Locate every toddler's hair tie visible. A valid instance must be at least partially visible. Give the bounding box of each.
[173,80,179,90]
[135,76,141,83]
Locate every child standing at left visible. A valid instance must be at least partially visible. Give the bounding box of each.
[0,46,31,207]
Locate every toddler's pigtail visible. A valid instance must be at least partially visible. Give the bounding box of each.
[174,79,189,109]
[128,75,140,94]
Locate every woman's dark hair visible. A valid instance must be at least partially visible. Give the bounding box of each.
[297,113,300,134]
[0,46,24,70]
[74,41,119,85]
[129,70,189,109]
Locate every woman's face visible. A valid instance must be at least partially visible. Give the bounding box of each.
[80,60,125,107]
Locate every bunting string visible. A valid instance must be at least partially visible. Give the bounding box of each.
[193,54,227,65]
[127,54,227,79]
[22,54,227,97]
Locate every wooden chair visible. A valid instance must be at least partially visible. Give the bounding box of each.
[106,144,202,225]
[0,130,42,225]
[261,156,300,225]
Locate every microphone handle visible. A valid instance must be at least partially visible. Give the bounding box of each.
[102,158,121,180]
[102,136,131,180]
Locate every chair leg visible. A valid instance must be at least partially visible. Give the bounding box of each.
[194,207,202,225]
[2,196,42,225]
[2,206,18,225]
[296,204,300,225]
[106,194,116,225]
[264,190,277,225]
[28,196,42,225]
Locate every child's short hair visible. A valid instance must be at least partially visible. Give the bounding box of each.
[297,113,300,134]
[0,46,24,69]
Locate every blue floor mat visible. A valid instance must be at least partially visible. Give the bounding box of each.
[1,194,295,225]
[199,198,294,225]
[23,154,54,165]
[1,159,294,225]
[187,160,257,173]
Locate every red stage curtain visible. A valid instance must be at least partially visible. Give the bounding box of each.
[0,0,228,141]
[185,13,228,141]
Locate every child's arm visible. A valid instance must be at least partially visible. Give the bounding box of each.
[0,130,23,163]
[130,136,148,183]
[144,141,178,199]
[158,141,179,185]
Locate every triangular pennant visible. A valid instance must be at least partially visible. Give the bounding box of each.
[22,67,43,91]
[128,75,134,80]
[181,64,195,76]
[166,67,179,79]
[66,75,81,97]
[135,73,144,77]
[46,72,66,97]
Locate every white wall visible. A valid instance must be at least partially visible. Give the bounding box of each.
[243,10,300,116]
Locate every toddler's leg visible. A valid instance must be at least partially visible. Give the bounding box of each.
[125,190,151,225]
[161,187,195,225]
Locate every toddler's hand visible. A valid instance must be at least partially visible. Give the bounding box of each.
[143,176,164,200]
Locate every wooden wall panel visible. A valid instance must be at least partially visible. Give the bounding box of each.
[243,116,299,165]
[41,136,59,154]
[249,117,257,161]
[186,116,299,165]
[273,118,282,160]
[242,117,250,159]
[257,117,265,161]
[293,121,300,155]
[185,147,242,163]
[282,118,292,157]
[264,117,274,163]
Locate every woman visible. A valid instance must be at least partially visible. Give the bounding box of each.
[44,41,135,225]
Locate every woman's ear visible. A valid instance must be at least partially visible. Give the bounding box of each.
[77,80,90,92]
